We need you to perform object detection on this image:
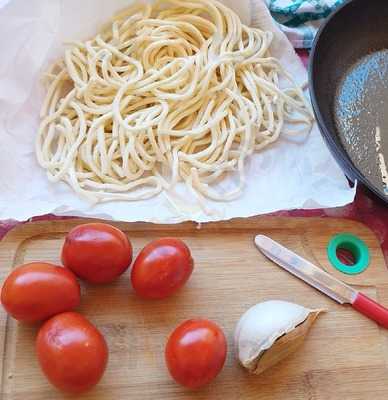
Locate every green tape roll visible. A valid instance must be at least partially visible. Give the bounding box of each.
[327,233,370,275]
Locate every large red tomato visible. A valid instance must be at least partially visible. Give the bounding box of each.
[1,262,80,322]
[36,312,108,394]
[165,319,227,389]
[62,223,132,284]
[131,238,194,299]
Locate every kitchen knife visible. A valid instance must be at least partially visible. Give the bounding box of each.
[255,234,388,329]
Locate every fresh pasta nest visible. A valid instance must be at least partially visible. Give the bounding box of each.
[36,0,313,205]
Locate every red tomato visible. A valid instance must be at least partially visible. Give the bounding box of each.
[165,319,227,389]
[131,238,194,299]
[62,223,132,284]
[36,312,108,394]
[1,262,80,322]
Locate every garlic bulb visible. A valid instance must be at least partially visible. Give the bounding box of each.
[234,300,323,375]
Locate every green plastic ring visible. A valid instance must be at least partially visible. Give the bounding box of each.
[327,233,370,275]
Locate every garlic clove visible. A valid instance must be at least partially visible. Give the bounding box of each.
[251,309,321,374]
[234,300,323,375]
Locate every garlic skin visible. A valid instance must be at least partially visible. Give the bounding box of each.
[234,300,322,374]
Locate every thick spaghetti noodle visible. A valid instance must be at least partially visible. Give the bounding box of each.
[36,0,313,204]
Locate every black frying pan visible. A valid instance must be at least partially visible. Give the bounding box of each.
[309,0,388,203]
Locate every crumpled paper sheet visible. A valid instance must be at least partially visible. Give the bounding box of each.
[0,0,355,223]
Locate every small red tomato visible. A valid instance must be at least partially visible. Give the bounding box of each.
[1,262,80,322]
[62,223,132,284]
[36,312,108,394]
[165,319,227,389]
[131,238,194,299]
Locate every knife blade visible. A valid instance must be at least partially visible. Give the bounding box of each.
[254,234,388,329]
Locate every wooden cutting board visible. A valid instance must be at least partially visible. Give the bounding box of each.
[1,217,388,400]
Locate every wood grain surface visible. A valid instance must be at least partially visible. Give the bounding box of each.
[1,217,388,400]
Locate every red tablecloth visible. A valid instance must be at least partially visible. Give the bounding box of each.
[2,51,387,264]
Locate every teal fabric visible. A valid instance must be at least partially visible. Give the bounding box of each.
[264,0,345,48]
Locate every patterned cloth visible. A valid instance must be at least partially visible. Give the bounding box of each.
[264,0,345,48]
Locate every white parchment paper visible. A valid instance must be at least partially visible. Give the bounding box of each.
[0,0,355,223]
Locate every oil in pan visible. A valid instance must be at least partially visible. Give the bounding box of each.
[334,49,388,195]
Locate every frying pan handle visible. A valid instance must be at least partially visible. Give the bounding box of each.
[352,292,388,329]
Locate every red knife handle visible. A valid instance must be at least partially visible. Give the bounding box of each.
[352,292,388,329]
